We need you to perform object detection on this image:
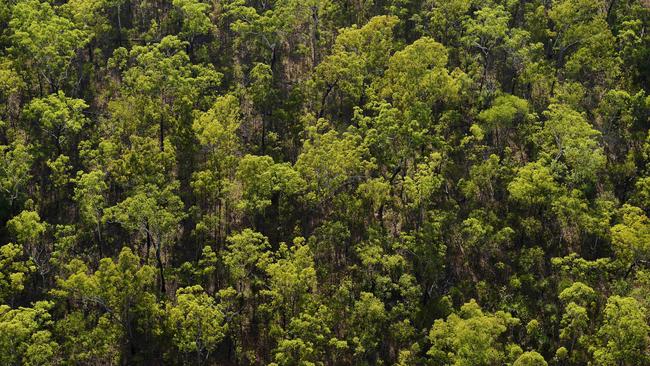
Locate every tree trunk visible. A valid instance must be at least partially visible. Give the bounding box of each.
[145,222,152,262]
[96,221,103,257]
[310,6,320,67]
[117,3,123,46]
[159,114,164,152]
[155,236,166,293]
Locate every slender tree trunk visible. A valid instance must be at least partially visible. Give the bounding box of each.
[145,222,152,262]
[117,3,123,46]
[606,0,617,25]
[155,236,166,293]
[310,6,320,67]
[261,116,265,154]
[96,221,103,257]
[159,114,165,152]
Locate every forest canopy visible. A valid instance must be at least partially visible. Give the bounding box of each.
[0,0,649,365]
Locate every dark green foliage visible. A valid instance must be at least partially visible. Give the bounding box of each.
[0,0,649,365]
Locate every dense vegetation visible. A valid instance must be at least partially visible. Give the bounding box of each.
[0,0,649,364]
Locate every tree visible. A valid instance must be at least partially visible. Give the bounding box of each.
[108,35,221,152]
[192,94,242,244]
[478,94,530,146]
[193,94,241,172]
[548,0,620,86]
[513,351,547,366]
[54,309,121,365]
[508,161,561,208]
[24,91,88,154]
[7,210,48,279]
[592,296,650,366]
[54,247,160,366]
[103,184,185,293]
[263,238,317,326]
[173,0,213,42]
[295,125,371,209]
[8,0,90,93]
[461,5,510,92]
[311,15,399,120]
[223,229,272,294]
[0,141,33,209]
[235,154,304,220]
[0,243,34,304]
[167,285,227,365]
[221,229,273,361]
[73,170,108,254]
[0,57,24,125]
[270,304,346,366]
[349,292,387,363]
[0,301,58,366]
[377,37,461,126]
[224,0,334,72]
[559,301,590,361]
[559,282,597,307]
[245,62,275,152]
[610,204,650,266]
[427,299,520,366]
[425,0,471,47]
[536,104,605,188]
[102,135,178,191]
[0,0,649,363]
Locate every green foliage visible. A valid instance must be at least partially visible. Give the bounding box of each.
[0,0,648,364]
[8,0,90,90]
[107,35,221,151]
[513,351,547,366]
[173,0,213,40]
[610,204,650,265]
[462,5,510,55]
[54,247,160,364]
[350,292,387,359]
[0,243,34,303]
[271,305,346,366]
[536,104,605,186]
[7,210,45,246]
[107,184,183,230]
[236,154,304,214]
[263,238,317,319]
[167,285,226,364]
[193,94,241,157]
[478,94,530,131]
[548,0,620,83]
[313,15,399,115]
[0,141,33,207]
[427,300,520,366]
[73,170,108,232]
[296,126,371,206]
[6,210,49,276]
[0,301,57,366]
[223,229,272,291]
[508,161,560,207]
[559,282,596,306]
[25,91,88,136]
[592,296,650,366]
[378,36,461,122]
